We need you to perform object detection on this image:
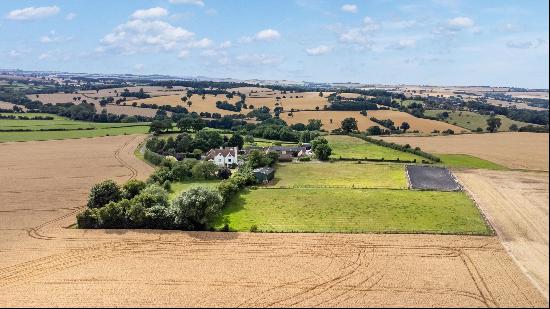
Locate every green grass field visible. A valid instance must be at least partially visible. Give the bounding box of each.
[438,154,507,170]
[424,110,535,132]
[325,135,425,162]
[216,188,491,235]
[169,180,221,199]
[273,162,407,189]
[0,125,150,142]
[0,113,150,142]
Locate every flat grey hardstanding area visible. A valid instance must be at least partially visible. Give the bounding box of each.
[406,165,462,191]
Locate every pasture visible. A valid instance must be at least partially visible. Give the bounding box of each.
[424,110,536,131]
[324,134,425,162]
[218,188,491,234]
[437,154,507,170]
[272,162,407,189]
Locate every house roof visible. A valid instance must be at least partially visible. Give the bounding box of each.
[253,167,275,175]
[206,147,237,160]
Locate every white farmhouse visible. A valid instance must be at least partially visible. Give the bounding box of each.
[205,147,239,167]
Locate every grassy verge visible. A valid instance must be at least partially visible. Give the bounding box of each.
[216,188,491,235]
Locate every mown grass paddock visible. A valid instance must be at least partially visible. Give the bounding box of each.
[325,135,425,162]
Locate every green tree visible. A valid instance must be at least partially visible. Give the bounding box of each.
[192,161,218,179]
[227,134,244,149]
[170,187,224,230]
[306,119,323,131]
[341,117,358,133]
[509,124,519,132]
[87,180,122,209]
[314,143,332,161]
[400,122,410,133]
[122,180,147,200]
[487,116,502,133]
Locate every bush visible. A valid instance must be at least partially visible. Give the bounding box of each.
[171,160,196,181]
[218,179,240,203]
[192,161,219,180]
[250,225,259,233]
[87,180,122,209]
[144,149,165,165]
[148,166,173,184]
[298,157,311,162]
[97,199,131,228]
[122,179,147,199]
[170,187,224,230]
[77,208,100,228]
[217,167,232,179]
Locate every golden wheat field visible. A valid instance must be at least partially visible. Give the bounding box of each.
[0,134,547,307]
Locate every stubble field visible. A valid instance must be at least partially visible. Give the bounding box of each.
[0,134,547,307]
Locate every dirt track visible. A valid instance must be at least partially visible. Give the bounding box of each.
[456,169,549,300]
[381,132,549,171]
[0,135,547,307]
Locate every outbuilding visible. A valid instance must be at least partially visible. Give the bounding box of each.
[253,167,275,183]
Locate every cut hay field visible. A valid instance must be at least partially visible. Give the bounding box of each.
[424,110,537,131]
[0,101,26,111]
[218,188,491,234]
[280,110,466,133]
[325,135,425,161]
[381,132,549,171]
[0,135,546,307]
[272,162,407,189]
[127,94,242,115]
[98,104,160,117]
[79,86,189,98]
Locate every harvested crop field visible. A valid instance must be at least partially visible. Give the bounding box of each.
[0,135,546,307]
[406,165,462,191]
[0,101,25,111]
[456,169,549,300]
[127,94,241,115]
[381,132,549,171]
[98,104,160,117]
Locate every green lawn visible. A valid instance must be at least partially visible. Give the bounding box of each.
[169,180,221,199]
[244,137,297,148]
[424,110,535,132]
[438,154,507,170]
[216,188,491,235]
[325,135,425,162]
[0,125,150,142]
[273,162,407,189]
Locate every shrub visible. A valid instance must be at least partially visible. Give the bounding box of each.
[97,199,131,228]
[144,149,164,165]
[148,167,172,184]
[77,208,100,228]
[122,179,147,199]
[171,160,195,181]
[192,161,219,180]
[298,157,311,162]
[218,179,239,203]
[170,187,224,230]
[250,225,259,232]
[87,180,122,209]
[217,167,232,179]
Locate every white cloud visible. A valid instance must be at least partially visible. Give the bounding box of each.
[392,39,416,49]
[447,16,474,29]
[186,38,213,48]
[134,63,144,70]
[341,4,358,13]
[38,53,52,60]
[8,50,24,58]
[131,7,168,19]
[338,17,379,48]
[65,13,77,20]
[168,0,205,6]
[506,38,547,49]
[306,45,332,56]
[100,19,195,54]
[40,31,71,43]
[255,29,281,41]
[6,6,60,21]
[236,53,282,65]
[178,50,190,58]
[219,41,232,48]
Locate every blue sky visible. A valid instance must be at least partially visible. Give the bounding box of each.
[1,0,548,88]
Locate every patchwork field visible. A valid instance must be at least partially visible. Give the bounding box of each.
[98,104,160,117]
[381,132,549,171]
[456,169,549,300]
[424,110,537,131]
[325,135,425,162]
[0,135,546,307]
[127,94,242,115]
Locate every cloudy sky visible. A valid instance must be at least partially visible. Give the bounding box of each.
[1,0,548,88]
